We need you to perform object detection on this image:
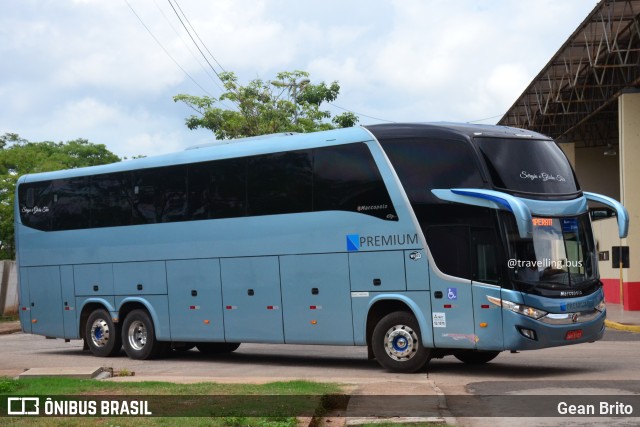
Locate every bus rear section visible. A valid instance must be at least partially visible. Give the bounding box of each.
[14,128,436,372]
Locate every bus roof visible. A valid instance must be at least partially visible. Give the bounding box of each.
[365,122,553,141]
[17,122,552,185]
[17,126,373,184]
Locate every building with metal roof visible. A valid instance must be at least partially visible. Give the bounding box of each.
[499,0,640,310]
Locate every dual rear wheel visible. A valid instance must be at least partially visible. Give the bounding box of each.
[85,308,240,359]
[84,308,166,359]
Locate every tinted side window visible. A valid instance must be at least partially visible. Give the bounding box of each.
[381,139,484,204]
[92,172,133,227]
[313,144,397,220]
[133,166,188,224]
[426,225,471,279]
[19,181,54,231]
[248,150,312,216]
[50,177,92,231]
[188,158,247,220]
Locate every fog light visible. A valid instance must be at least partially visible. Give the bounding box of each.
[518,327,537,340]
[565,329,583,340]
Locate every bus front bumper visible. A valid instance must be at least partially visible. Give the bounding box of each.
[502,308,606,351]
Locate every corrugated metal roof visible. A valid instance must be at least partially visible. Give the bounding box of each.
[499,0,640,147]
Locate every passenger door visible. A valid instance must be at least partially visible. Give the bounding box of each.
[427,225,477,349]
[471,228,504,350]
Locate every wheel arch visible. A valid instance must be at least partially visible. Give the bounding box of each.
[365,294,432,350]
[78,298,117,339]
[117,297,169,341]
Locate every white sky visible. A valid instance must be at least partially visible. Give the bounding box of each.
[0,0,599,158]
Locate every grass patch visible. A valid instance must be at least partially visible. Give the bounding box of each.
[356,424,452,427]
[1,377,342,426]
[0,314,18,323]
[4,377,340,395]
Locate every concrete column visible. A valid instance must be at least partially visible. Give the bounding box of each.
[616,92,640,310]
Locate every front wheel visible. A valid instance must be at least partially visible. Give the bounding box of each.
[371,311,430,373]
[85,308,121,357]
[454,350,500,364]
[122,309,167,360]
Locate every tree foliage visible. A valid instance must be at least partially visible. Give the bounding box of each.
[0,134,121,259]
[173,70,358,140]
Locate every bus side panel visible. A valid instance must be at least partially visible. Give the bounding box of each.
[60,265,79,339]
[280,253,354,345]
[405,249,429,290]
[74,263,114,296]
[166,259,225,342]
[18,267,31,334]
[349,251,407,292]
[25,266,65,338]
[430,273,476,349]
[472,283,503,350]
[221,257,284,343]
[113,261,167,296]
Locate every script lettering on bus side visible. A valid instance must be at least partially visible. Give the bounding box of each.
[519,171,566,183]
[21,206,50,215]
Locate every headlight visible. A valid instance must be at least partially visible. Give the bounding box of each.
[487,296,548,320]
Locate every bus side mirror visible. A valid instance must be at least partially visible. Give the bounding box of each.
[584,192,629,238]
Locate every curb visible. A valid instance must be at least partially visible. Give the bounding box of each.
[0,321,21,335]
[605,319,640,333]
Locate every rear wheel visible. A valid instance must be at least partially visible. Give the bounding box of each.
[196,343,241,354]
[371,311,430,373]
[122,309,167,359]
[85,308,121,357]
[454,350,500,364]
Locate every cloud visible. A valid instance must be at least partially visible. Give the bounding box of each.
[0,0,600,158]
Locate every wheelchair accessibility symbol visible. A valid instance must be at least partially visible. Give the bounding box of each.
[447,287,457,300]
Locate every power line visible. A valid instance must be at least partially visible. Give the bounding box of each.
[123,0,213,97]
[328,102,396,123]
[151,0,225,94]
[166,0,224,81]
[171,0,227,73]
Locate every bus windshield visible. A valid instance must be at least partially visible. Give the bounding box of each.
[476,138,579,194]
[506,213,597,292]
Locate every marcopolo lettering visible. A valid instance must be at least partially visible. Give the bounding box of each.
[346,233,418,251]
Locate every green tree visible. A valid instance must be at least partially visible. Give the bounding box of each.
[174,70,358,140]
[0,134,121,259]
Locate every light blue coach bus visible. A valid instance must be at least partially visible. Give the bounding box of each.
[15,123,629,373]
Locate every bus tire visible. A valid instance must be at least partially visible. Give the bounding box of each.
[196,343,241,354]
[371,311,430,373]
[122,309,167,360]
[85,308,121,357]
[454,350,500,364]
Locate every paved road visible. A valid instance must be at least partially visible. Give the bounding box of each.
[1,329,639,425]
